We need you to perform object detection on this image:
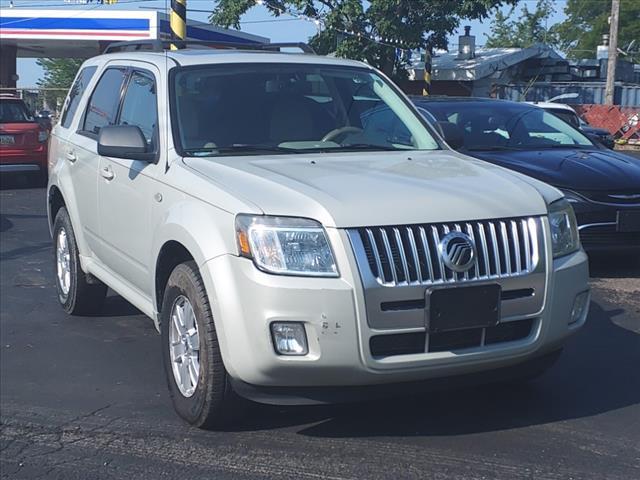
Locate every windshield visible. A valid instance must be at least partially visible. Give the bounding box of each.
[0,100,35,123]
[544,108,580,129]
[172,64,440,156]
[422,102,594,151]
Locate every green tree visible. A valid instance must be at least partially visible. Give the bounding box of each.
[36,58,83,110]
[553,0,640,61]
[210,0,516,79]
[485,0,557,48]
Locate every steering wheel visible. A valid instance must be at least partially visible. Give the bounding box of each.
[322,126,364,143]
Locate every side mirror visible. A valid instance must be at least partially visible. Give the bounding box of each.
[97,125,156,162]
[437,121,464,150]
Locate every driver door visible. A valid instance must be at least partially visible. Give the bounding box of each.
[95,65,162,296]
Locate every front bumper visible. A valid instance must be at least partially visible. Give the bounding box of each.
[573,202,640,251]
[201,228,590,396]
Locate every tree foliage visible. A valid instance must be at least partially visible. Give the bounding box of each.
[485,0,557,49]
[36,58,83,109]
[553,0,640,61]
[210,0,516,78]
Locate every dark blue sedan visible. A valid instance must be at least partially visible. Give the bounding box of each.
[411,97,640,252]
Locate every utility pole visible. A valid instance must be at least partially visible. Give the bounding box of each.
[170,0,187,50]
[605,0,620,105]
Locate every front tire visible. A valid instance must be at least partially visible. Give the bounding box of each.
[53,207,107,315]
[161,261,243,429]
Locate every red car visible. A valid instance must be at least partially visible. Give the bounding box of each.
[0,95,49,183]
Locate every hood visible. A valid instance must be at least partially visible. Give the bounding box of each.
[468,148,640,191]
[184,150,551,228]
[581,126,611,137]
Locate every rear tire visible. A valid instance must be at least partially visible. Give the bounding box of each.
[161,261,244,429]
[53,207,107,315]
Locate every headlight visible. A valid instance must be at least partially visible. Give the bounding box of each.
[548,199,580,258]
[235,215,338,277]
[559,189,586,206]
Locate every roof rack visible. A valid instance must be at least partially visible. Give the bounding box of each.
[103,40,316,55]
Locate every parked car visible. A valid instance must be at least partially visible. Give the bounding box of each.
[36,109,54,131]
[531,102,615,149]
[0,95,49,182]
[48,42,590,428]
[412,97,640,251]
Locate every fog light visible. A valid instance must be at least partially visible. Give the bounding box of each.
[271,322,308,356]
[570,291,590,325]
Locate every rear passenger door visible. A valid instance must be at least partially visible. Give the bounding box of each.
[64,66,124,257]
[96,65,162,296]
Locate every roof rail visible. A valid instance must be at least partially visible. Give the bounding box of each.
[103,40,316,55]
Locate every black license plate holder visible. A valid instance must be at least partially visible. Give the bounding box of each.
[426,284,501,333]
[617,210,640,232]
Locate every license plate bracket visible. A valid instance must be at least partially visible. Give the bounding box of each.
[426,284,501,333]
[617,210,640,232]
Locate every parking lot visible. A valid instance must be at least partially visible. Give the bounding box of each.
[1,176,639,480]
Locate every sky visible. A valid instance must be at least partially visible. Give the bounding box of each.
[0,0,568,87]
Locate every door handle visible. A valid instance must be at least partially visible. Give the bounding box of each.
[66,150,77,163]
[100,165,115,181]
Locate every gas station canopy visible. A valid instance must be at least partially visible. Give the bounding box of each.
[0,9,268,58]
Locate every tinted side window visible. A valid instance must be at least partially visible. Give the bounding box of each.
[83,68,127,135]
[118,71,158,150]
[61,66,97,129]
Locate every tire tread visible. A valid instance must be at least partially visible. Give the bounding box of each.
[53,208,107,315]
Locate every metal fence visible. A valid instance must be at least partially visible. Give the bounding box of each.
[503,83,640,107]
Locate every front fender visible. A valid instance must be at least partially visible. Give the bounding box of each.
[150,198,237,315]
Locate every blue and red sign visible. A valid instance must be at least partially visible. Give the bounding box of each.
[0,10,155,40]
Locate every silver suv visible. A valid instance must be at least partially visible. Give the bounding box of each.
[48,42,590,428]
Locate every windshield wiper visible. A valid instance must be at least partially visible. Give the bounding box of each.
[323,143,405,152]
[464,145,522,152]
[184,144,304,156]
[529,144,592,150]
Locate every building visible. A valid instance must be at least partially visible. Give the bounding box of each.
[0,8,268,88]
[407,28,639,107]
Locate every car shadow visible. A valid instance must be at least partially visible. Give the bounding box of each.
[86,292,143,318]
[226,300,639,437]
[589,252,640,279]
[0,214,13,233]
[0,173,46,190]
[0,242,52,261]
[0,212,48,234]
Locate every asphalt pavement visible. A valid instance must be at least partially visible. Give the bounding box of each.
[1,174,639,480]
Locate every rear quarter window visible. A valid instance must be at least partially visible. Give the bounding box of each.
[60,66,98,129]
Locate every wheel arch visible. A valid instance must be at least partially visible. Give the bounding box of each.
[47,184,67,234]
[154,240,196,316]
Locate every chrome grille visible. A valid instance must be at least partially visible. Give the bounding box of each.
[356,217,541,286]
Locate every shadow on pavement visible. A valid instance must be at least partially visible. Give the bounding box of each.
[0,173,46,190]
[589,252,640,279]
[0,241,51,261]
[89,293,143,318]
[227,300,639,437]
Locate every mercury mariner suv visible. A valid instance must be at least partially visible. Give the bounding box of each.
[47,41,590,428]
